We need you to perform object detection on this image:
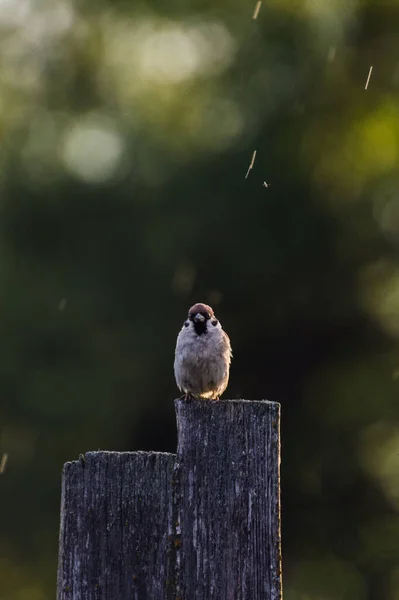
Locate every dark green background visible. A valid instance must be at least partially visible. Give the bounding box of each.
[1,1,399,598]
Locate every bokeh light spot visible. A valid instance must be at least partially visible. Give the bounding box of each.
[60,115,126,184]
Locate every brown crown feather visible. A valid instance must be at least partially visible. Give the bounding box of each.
[188,303,215,318]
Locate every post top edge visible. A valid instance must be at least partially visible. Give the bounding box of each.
[174,397,280,407]
[62,450,176,470]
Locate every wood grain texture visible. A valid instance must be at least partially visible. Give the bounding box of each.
[174,398,282,600]
[57,451,175,600]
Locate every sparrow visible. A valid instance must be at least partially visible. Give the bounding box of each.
[174,303,232,400]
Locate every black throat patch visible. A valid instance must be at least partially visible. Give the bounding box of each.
[193,321,207,336]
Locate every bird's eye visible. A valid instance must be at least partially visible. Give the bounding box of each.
[211,319,218,326]
[184,321,189,327]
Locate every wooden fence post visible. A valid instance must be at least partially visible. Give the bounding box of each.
[57,400,282,600]
[174,399,281,600]
[57,451,175,600]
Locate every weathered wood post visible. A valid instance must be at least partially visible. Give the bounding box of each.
[174,399,281,600]
[57,399,282,600]
[57,452,175,600]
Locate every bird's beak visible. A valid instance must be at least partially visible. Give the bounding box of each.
[194,313,205,323]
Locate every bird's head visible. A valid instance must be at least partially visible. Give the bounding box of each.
[187,303,215,335]
[188,303,214,323]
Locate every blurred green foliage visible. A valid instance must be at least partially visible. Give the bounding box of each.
[1,0,399,598]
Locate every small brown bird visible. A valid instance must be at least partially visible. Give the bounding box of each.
[174,303,232,400]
